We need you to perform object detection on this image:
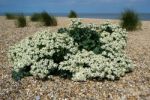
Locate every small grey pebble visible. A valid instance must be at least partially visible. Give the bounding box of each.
[35,96,40,100]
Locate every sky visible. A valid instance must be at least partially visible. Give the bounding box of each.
[0,0,150,13]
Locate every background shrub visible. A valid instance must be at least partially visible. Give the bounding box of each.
[40,12,57,26]
[16,15,27,27]
[68,10,78,18]
[120,9,141,31]
[5,13,17,19]
[30,13,42,21]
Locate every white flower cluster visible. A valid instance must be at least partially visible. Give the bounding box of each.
[60,49,133,81]
[8,20,134,81]
[8,30,78,80]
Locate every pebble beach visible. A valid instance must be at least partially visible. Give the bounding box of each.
[0,16,150,100]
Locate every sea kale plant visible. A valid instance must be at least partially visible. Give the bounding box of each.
[8,19,134,81]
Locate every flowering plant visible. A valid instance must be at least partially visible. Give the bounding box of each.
[8,19,134,81]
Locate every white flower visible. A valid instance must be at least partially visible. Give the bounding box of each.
[8,19,134,81]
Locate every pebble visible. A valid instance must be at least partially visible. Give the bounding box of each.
[0,16,150,99]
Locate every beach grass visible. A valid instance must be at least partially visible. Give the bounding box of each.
[30,13,42,21]
[40,12,57,26]
[120,9,141,31]
[16,15,27,27]
[5,13,18,19]
[68,10,78,18]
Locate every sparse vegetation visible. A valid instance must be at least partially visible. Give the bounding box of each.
[30,13,42,21]
[40,12,57,26]
[5,13,17,19]
[68,10,78,18]
[120,9,141,31]
[16,15,27,27]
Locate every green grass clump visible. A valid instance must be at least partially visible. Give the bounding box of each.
[120,9,141,31]
[5,13,17,19]
[40,12,57,26]
[30,12,57,26]
[68,10,78,18]
[30,13,42,21]
[16,15,27,27]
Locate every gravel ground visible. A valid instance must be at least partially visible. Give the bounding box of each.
[0,16,150,100]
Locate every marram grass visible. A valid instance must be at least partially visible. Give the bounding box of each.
[16,15,27,27]
[8,19,134,81]
[68,10,78,18]
[120,9,141,31]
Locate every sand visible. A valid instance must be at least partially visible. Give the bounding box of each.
[0,16,150,100]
